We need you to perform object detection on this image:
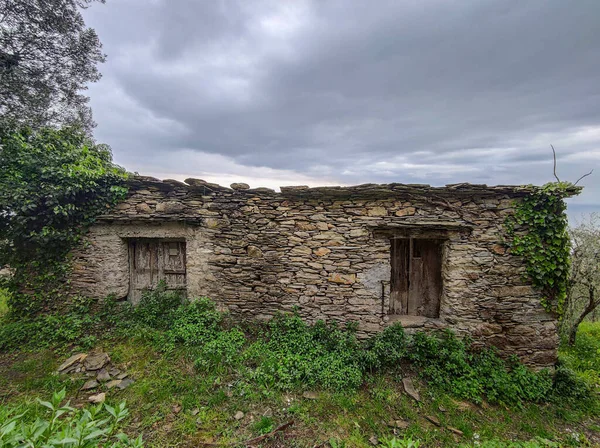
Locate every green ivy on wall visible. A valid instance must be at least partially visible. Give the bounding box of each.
[0,127,129,316]
[506,182,579,316]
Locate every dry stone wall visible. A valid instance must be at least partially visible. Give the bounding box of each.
[71,177,565,367]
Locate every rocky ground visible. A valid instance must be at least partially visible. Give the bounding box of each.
[57,351,134,404]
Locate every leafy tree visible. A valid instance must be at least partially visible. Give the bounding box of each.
[0,127,128,315]
[0,0,105,133]
[562,214,600,345]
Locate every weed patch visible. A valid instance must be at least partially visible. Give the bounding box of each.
[119,288,572,406]
[0,389,143,447]
[1,287,599,447]
[408,331,552,406]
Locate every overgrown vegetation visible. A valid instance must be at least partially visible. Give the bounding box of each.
[0,294,103,352]
[506,182,578,316]
[0,127,128,316]
[562,213,600,345]
[409,332,553,405]
[0,389,143,447]
[558,321,600,394]
[0,293,598,447]
[1,284,589,410]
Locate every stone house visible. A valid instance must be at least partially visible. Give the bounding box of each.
[70,176,578,368]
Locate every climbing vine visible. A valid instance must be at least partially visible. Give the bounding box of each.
[506,182,579,316]
[0,127,129,316]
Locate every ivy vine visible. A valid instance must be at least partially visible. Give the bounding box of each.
[506,182,580,316]
[0,127,129,316]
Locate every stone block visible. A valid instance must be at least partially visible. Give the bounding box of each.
[367,207,387,216]
[247,246,263,258]
[395,207,416,217]
[135,203,152,213]
[314,247,331,257]
[156,201,185,213]
[349,228,369,237]
[328,273,356,285]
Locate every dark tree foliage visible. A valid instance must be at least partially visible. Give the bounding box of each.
[0,0,105,133]
[0,127,128,315]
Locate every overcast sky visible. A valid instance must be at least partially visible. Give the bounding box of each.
[82,0,599,220]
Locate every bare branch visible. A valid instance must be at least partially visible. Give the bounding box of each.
[574,169,594,186]
[551,145,560,182]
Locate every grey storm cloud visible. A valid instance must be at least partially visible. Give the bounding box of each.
[82,0,600,217]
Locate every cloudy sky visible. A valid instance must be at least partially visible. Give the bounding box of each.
[82,0,600,219]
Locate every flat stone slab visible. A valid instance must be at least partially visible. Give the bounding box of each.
[96,369,111,382]
[81,380,98,391]
[117,378,134,389]
[88,392,105,404]
[57,353,87,373]
[106,379,122,389]
[388,419,410,429]
[402,377,420,402]
[302,391,319,400]
[83,353,110,371]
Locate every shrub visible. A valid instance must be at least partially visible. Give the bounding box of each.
[0,296,100,351]
[0,287,10,317]
[194,328,246,370]
[166,297,223,346]
[133,282,183,330]
[0,389,143,447]
[0,127,128,316]
[361,323,407,371]
[247,313,363,391]
[551,365,592,402]
[1,278,568,407]
[128,284,224,351]
[409,330,552,405]
[379,435,421,448]
[251,416,275,435]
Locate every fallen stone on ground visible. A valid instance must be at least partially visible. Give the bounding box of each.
[88,392,106,404]
[57,352,134,396]
[106,379,122,389]
[402,377,420,402]
[83,352,110,371]
[81,380,99,391]
[425,415,441,426]
[388,419,410,429]
[302,391,319,400]
[57,353,87,373]
[96,369,111,382]
[118,378,134,389]
[448,426,464,436]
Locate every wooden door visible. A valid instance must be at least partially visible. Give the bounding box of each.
[129,240,159,304]
[390,239,409,314]
[128,240,187,303]
[390,238,442,318]
[407,239,442,318]
[160,241,187,293]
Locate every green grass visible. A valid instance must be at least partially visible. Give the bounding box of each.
[0,287,9,318]
[0,290,599,447]
[0,337,598,447]
[559,321,600,386]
